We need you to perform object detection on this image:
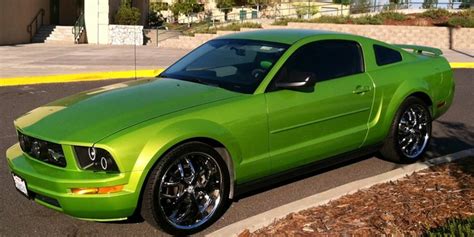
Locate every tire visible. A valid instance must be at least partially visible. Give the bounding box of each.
[380,97,432,163]
[140,141,230,235]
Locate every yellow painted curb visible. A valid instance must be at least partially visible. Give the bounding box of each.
[450,62,474,69]
[0,69,165,87]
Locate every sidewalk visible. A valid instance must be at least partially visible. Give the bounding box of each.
[0,44,472,79]
[0,44,188,78]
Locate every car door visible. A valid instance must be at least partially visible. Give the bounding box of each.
[265,39,375,173]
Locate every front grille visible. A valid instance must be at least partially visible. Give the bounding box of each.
[31,191,61,208]
[17,132,66,168]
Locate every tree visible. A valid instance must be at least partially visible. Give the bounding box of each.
[350,0,371,14]
[333,0,351,5]
[114,4,141,25]
[148,2,168,27]
[170,0,204,25]
[216,0,235,21]
[294,4,319,19]
[422,0,438,8]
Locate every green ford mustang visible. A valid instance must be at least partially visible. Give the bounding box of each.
[6,29,454,235]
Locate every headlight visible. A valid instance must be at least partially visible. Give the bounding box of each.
[74,146,119,172]
[18,132,66,168]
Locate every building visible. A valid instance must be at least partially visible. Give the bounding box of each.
[0,0,149,45]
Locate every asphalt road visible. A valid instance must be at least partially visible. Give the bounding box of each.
[0,69,473,236]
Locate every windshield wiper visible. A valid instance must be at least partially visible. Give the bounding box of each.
[162,74,222,88]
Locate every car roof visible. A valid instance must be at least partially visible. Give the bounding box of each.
[216,29,349,45]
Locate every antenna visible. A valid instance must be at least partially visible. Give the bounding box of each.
[134,25,137,80]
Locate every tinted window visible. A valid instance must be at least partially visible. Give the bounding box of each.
[161,39,288,94]
[374,44,402,66]
[272,40,364,86]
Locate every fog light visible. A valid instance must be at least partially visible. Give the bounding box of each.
[71,185,124,195]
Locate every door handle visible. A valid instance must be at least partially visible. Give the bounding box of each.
[353,85,371,94]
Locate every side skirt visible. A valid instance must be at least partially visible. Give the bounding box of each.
[233,143,383,198]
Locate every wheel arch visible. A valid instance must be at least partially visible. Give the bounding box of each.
[131,135,238,220]
[133,119,242,207]
[375,86,434,144]
[409,91,433,113]
[164,137,237,199]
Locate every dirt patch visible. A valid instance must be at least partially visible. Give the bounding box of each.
[240,157,474,236]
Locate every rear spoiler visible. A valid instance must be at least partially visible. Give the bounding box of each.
[393,44,443,56]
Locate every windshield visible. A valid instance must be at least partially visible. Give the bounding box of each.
[160,39,288,94]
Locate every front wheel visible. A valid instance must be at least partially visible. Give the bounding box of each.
[141,142,230,235]
[381,97,432,163]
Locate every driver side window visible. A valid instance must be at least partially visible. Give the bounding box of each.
[269,39,364,91]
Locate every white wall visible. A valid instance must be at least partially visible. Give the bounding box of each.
[84,0,109,44]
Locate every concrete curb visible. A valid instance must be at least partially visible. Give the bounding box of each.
[0,62,472,87]
[0,69,164,87]
[207,148,474,237]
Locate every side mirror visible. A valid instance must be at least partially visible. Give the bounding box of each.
[275,72,316,91]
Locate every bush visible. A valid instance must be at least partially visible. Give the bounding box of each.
[333,0,351,5]
[459,8,474,18]
[424,217,474,236]
[115,5,141,25]
[448,15,474,28]
[422,0,438,9]
[352,15,384,24]
[294,4,320,18]
[190,22,262,35]
[150,2,168,12]
[272,18,305,25]
[421,9,450,19]
[148,11,165,27]
[378,11,407,21]
[218,22,262,31]
[315,15,350,24]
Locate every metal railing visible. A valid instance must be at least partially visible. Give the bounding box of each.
[27,8,45,43]
[149,1,471,45]
[72,11,85,44]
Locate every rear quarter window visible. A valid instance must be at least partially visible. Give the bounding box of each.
[374,44,402,66]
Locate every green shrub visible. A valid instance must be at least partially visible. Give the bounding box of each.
[448,15,474,28]
[352,15,383,24]
[459,8,474,17]
[114,5,141,25]
[272,18,305,25]
[150,2,168,12]
[314,15,350,24]
[148,11,165,27]
[294,4,320,18]
[218,22,262,31]
[422,0,438,9]
[333,0,351,5]
[424,217,474,236]
[191,22,262,35]
[421,9,450,19]
[378,11,407,21]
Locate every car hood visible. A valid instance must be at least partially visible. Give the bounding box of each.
[15,78,240,144]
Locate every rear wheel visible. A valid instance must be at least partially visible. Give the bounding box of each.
[381,97,432,163]
[141,142,230,235]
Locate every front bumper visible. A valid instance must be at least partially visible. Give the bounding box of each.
[6,143,142,221]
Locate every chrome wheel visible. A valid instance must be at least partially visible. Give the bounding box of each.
[397,104,430,158]
[158,152,223,229]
